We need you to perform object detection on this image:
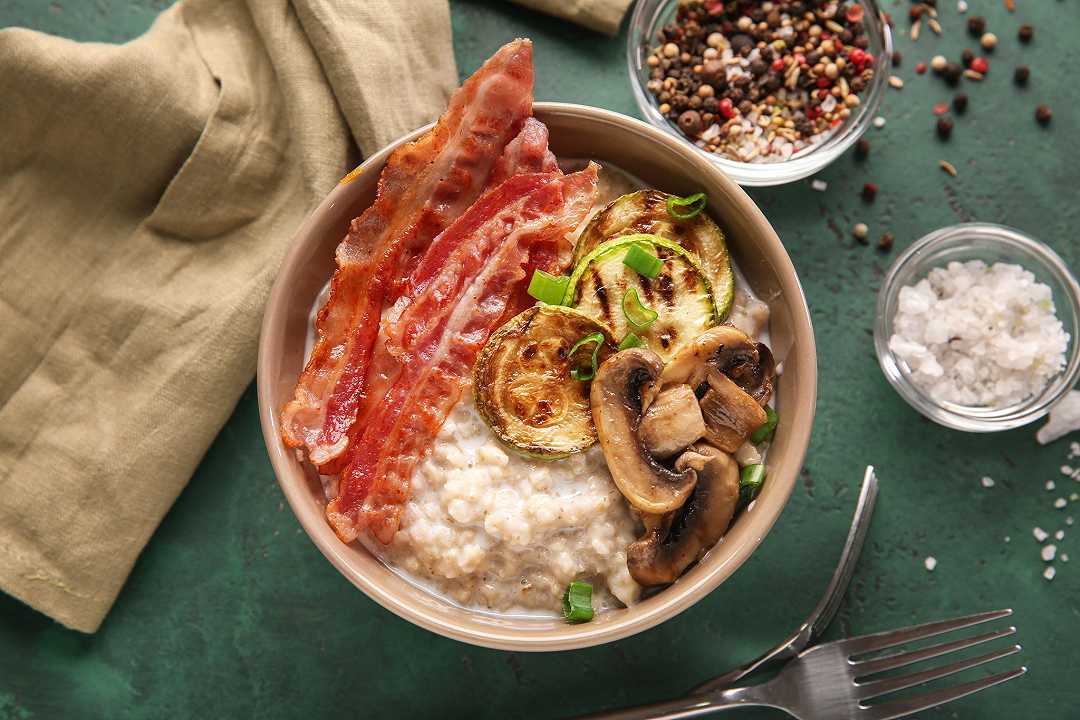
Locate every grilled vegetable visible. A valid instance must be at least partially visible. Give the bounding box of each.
[571,190,734,318]
[474,305,615,459]
[566,234,716,362]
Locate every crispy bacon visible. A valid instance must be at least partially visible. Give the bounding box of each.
[326,164,599,543]
[489,117,559,185]
[280,40,534,467]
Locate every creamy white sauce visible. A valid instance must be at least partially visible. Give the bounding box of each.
[302,160,772,617]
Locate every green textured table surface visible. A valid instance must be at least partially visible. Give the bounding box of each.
[2,2,1078,718]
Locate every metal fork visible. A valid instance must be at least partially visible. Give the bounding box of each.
[692,465,880,694]
[583,609,1025,719]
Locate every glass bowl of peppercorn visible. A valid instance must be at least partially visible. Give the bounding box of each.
[628,0,892,186]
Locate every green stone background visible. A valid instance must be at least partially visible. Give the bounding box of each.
[1,1,1077,718]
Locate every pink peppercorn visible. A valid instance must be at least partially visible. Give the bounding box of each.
[916,62,927,74]
[849,48,866,65]
[933,102,949,115]
[718,98,735,119]
[970,57,989,74]
[771,57,785,72]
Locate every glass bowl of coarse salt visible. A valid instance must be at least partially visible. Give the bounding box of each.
[875,223,1080,432]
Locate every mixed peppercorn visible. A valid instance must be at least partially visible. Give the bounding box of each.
[644,0,877,163]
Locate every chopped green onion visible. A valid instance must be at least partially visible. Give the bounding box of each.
[569,332,605,382]
[622,287,658,331]
[562,581,594,623]
[750,406,779,444]
[739,464,766,506]
[666,192,707,220]
[526,269,570,305]
[618,332,645,351]
[623,244,663,279]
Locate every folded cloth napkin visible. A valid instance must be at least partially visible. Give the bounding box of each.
[0,0,456,633]
[512,0,635,35]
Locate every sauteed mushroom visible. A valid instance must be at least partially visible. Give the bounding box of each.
[638,384,707,459]
[627,444,740,586]
[657,326,775,451]
[590,348,698,515]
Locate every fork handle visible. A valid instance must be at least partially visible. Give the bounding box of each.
[573,686,785,720]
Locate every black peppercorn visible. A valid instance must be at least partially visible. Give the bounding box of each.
[855,138,871,160]
[943,63,963,87]
[861,183,878,202]
[1018,24,1034,43]
[1014,65,1030,86]
[967,16,986,37]
[961,49,975,68]
[877,232,895,253]
[1035,105,1052,126]
[892,51,902,67]
[936,116,954,140]
[952,93,968,114]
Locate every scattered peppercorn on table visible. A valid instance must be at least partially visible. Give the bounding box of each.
[1,1,1076,718]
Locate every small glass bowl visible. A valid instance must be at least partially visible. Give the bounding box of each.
[874,223,1080,432]
[626,0,893,187]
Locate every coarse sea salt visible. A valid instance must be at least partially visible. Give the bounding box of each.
[924,556,937,571]
[889,261,1069,407]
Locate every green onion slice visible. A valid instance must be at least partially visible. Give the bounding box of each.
[562,581,594,623]
[750,406,779,444]
[622,287,658,331]
[739,464,766,506]
[622,244,663,279]
[569,332,605,382]
[666,192,707,220]
[618,332,645,351]
[526,269,570,306]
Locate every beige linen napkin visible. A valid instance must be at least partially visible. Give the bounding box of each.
[0,0,456,633]
[512,0,635,35]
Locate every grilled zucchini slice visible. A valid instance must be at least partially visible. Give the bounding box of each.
[566,234,716,362]
[573,190,734,318]
[474,305,615,459]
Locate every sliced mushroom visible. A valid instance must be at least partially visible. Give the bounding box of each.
[627,444,740,586]
[638,384,706,459]
[698,370,767,453]
[591,348,698,514]
[658,325,775,406]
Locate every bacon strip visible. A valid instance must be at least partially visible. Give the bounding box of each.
[489,117,559,185]
[326,164,599,543]
[280,40,534,466]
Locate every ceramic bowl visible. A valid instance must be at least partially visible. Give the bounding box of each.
[257,102,817,651]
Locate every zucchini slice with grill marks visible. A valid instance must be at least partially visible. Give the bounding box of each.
[474,305,615,459]
[566,234,716,362]
[573,190,734,318]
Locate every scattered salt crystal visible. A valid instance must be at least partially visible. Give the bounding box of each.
[1044,566,1056,581]
[1055,530,1065,541]
[1034,527,1049,542]
[1047,480,1056,491]
[1055,498,1068,509]
[889,261,1069,407]
[1004,536,1011,543]
[811,179,828,192]
[1062,466,1075,477]
[1042,544,1057,561]
[924,556,937,571]
[957,0,968,11]
[1068,517,1075,526]
[1038,391,1080,445]
[1063,554,1070,563]
[1071,442,1080,459]
[1072,493,1080,501]
[873,116,886,129]
[981,476,995,488]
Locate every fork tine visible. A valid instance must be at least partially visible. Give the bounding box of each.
[862,665,1027,720]
[854,644,1021,700]
[841,609,1012,656]
[852,626,1017,678]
